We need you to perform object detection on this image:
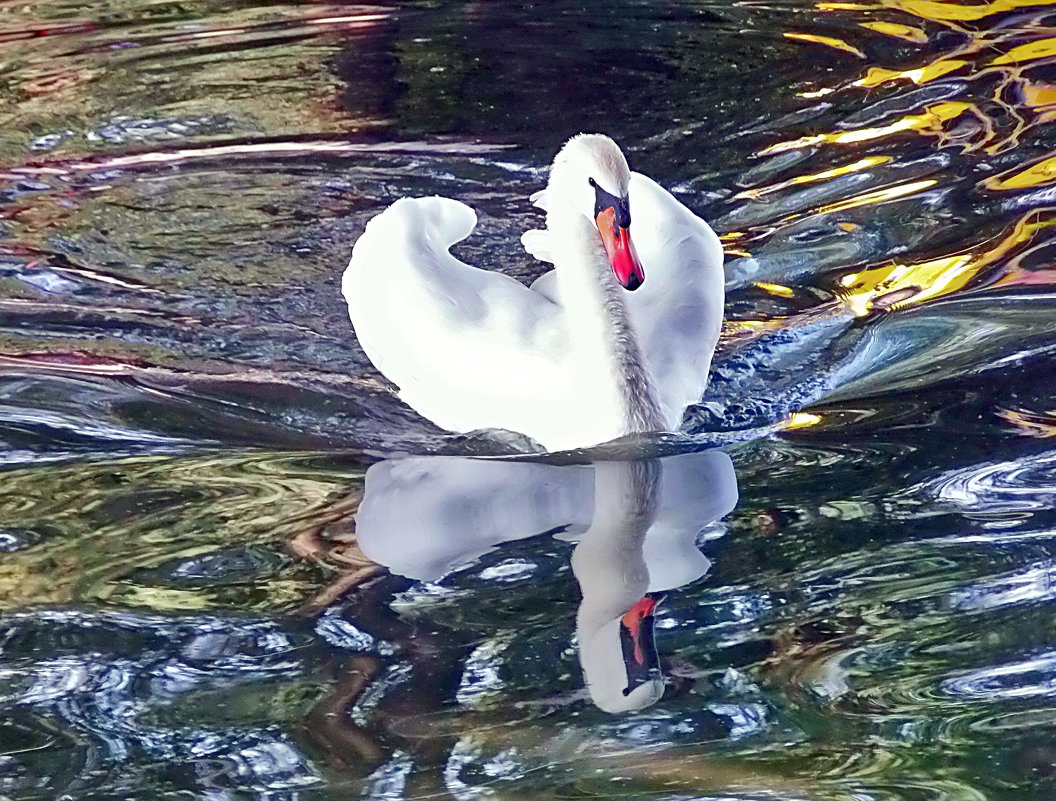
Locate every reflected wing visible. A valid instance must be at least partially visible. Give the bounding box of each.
[355,456,594,582]
[644,449,738,593]
[356,449,738,591]
[343,197,571,435]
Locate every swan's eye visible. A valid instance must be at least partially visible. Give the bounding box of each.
[588,177,597,188]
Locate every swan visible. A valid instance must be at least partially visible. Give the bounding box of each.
[342,134,725,452]
[354,449,739,712]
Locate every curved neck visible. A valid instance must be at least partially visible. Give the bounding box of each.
[547,211,665,437]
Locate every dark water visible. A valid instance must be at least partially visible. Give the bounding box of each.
[4,0,1056,798]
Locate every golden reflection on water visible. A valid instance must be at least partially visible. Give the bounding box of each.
[742,0,1056,324]
[733,156,892,201]
[753,280,797,298]
[759,102,973,155]
[986,152,1056,189]
[993,36,1056,65]
[784,32,867,57]
[886,0,1056,22]
[0,452,355,611]
[774,0,1056,168]
[859,21,929,42]
[838,253,976,316]
[820,0,1056,20]
[998,407,1056,437]
[812,178,937,214]
[836,210,1056,315]
[855,59,967,87]
[784,411,824,429]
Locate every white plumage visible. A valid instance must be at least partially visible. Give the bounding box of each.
[354,449,739,712]
[342,135,725,451]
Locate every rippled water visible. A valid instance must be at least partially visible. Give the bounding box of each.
[4,0,1056,798]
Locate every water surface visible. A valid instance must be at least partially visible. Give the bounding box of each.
[3,0,1056,798]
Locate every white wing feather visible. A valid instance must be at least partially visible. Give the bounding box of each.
[520,228,554,263]
[343,196,576,440]
[624,172,725,424]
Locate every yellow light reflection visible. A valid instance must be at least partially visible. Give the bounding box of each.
[813,179,937,215]
[997,408,1056,438]
[993,37,1056,65]
[1021,81,1056,111]
[784,32,867,57]
[760,101,971,155]
[855,59,967,87]
[784,412,823,430]
[806,0,1056,157]
[838,254,973,316]
[886,0,1056,23]
[984,152,1056,190]
[754,281,796,298]
[734,156,891,200]
[722,318,790,337]
[836,211,1056,316]
[860,21,928,42]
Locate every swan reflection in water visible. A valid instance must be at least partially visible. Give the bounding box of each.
[355,448,738,712]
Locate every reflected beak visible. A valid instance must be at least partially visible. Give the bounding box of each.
[618,595,661,696]
[596,207,645,291]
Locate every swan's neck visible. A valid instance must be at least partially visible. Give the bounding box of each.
[549,213,665,437]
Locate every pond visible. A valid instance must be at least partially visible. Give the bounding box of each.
[3,0,1056,798]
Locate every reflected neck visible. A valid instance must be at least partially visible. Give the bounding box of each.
[571,459,663,713]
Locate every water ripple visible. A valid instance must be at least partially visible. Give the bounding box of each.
[943,652,1056,701]
[3,0,1056,799]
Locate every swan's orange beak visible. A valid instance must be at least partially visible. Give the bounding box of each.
[619,595,661,695]
[596,207,644,291]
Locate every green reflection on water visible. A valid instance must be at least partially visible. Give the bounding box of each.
[0,451,358,610]
[3,0,1056,798]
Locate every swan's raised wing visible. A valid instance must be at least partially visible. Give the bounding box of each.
[626,172,726,423]
[343,197,572,437]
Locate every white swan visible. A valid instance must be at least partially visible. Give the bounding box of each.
[343,134,725,452]
[354,449,739,713]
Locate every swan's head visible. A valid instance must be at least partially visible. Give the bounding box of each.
[550,133,645,291]
[577,595,664,713]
